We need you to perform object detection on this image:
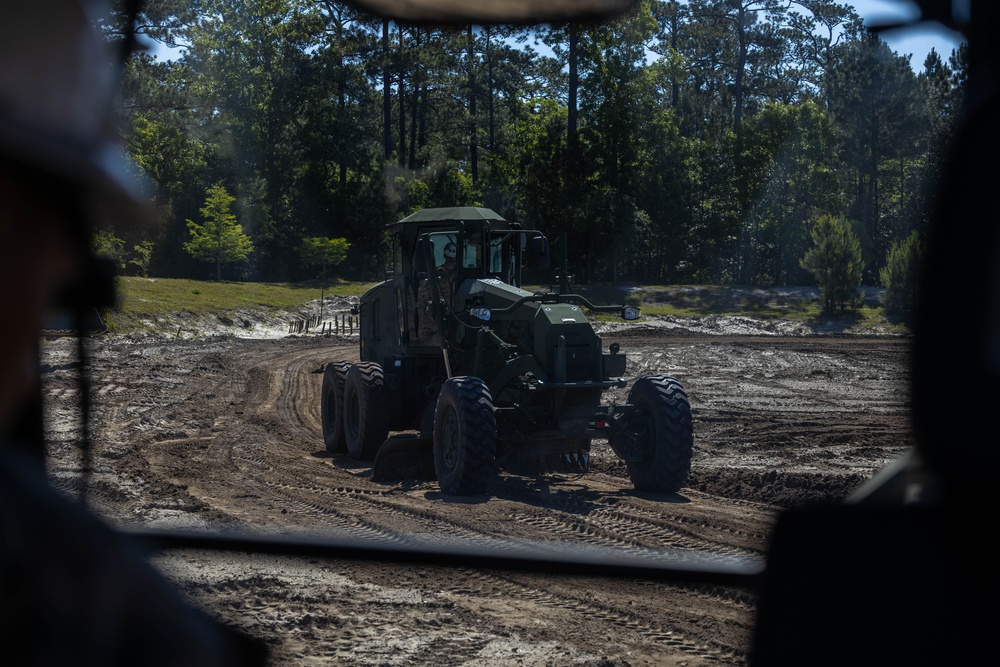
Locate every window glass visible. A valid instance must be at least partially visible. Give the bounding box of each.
[461,232,482,269]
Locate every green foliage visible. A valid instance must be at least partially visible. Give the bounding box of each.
[116,0,961,285]
[879,231,924,323]
[299,237,351,273]
[398,178,432,216]
[92,229,128,270]
[94,229,159,277]
[184,182,254,280]
[129,241,155,277]
[739,100,843,285]
[826,33,925,280]
[128,113,206,199]
[800,214,864,313]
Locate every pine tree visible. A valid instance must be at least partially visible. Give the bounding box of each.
[800,214,864,313]
[184,183,254,280]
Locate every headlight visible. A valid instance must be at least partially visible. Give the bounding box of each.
[470,306,492,321]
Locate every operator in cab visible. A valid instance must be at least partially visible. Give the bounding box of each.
[416,238,457,344]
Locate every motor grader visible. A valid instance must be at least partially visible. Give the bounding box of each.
[320,207,692,495]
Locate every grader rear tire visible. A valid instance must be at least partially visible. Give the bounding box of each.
[343,362,388,461]
[321,361,351,454]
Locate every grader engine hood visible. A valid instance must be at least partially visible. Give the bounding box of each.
[460,277,534,312]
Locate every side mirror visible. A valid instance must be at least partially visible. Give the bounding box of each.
[528,235,551,271]
[621,306,640,321]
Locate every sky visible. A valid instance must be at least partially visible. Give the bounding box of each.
[851,0,966,69]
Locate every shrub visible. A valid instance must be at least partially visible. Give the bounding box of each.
[880,231,923,323]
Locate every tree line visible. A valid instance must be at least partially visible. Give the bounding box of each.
[107,0,966,291]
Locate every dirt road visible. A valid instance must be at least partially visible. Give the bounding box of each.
[39,324,913,665]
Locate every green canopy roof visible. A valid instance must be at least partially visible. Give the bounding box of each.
[395,207,506,224]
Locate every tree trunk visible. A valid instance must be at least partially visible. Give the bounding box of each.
[382,19,393,161]
[338,49,346,187]
[486,26,495,151]
[409,30,420,167]
[417,85,428,165]
[397,25,406,168]
[670,13,680,109]
[568,25,579,153]
[467,25,478,184]
[733,5,747,134]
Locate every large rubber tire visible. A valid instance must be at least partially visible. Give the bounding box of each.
[321,361,351,454]
[624,375,693,494]
[433,376,497,495]
[343,362,388,461]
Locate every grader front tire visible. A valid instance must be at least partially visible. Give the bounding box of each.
[433,376,497,495]
[624,375,693,494]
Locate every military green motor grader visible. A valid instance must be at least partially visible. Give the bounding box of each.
[321,207,692,495]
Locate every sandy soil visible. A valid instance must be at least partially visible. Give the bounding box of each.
[39,310,913,666]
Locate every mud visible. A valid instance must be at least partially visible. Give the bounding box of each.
[39,320,913,666]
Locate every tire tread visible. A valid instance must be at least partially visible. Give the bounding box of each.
[434,376,497,495]
[625,375,693,494]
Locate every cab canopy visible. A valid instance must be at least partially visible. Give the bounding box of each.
[394,207,507,225]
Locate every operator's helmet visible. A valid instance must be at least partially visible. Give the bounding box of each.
[0,0,151,234]
[443,241,457,259]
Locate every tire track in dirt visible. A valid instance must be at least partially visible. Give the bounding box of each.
[243,341,767,564]
[226,445,763,615]
[209,340,759,663]
[510,509,761,563]
[155,554,518,667]
[272,341,355,436]
[448,568,735,663]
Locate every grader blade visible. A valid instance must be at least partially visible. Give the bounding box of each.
[371,435,436,483]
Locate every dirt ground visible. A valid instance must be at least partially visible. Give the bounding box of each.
[39,311,913,666]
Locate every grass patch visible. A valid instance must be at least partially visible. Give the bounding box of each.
[849,306,909,334]
[576,284,902,332]
[105,277,378,332]
[575,284,825,321]
[634,286,822,320]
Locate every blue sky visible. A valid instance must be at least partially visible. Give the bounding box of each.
[852,0,966,69]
